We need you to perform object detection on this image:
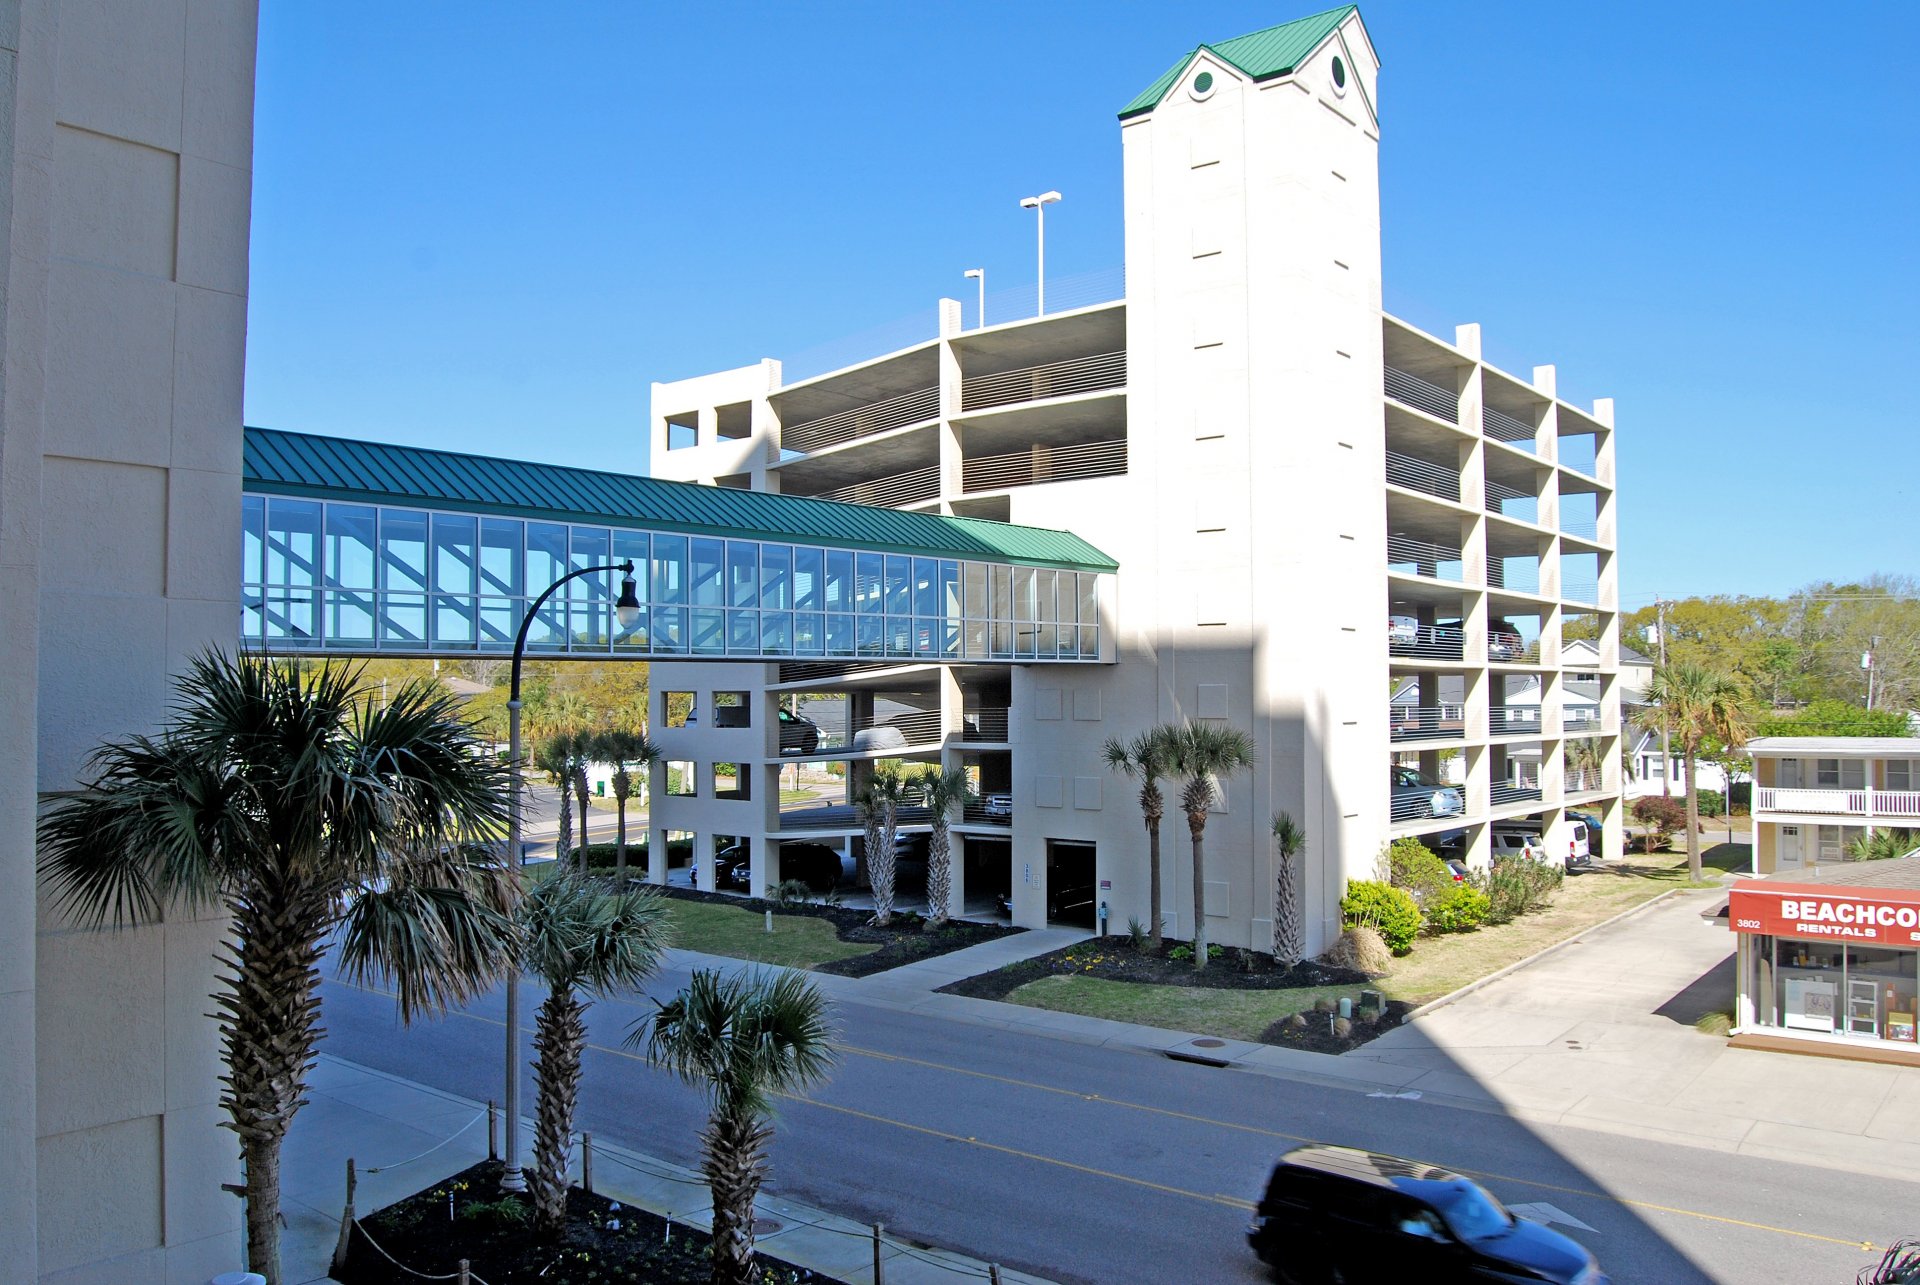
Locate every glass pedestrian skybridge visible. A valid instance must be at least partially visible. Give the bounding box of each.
[240,428,1116,663]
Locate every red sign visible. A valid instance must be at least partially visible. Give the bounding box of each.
[1730,884,1920,946]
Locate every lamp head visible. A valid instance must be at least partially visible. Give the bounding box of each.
[615,561,641,629]
[963,268,983,280]
[1019,190,1062,209]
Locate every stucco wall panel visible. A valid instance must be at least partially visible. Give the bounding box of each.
[35,921,166,1136]
[51,0,185,151]
[181,0,256,170]
[164,467,238,600]
[34,592,169,786]
[44,261,176,465]
[36,1115,164,1274]
[174,155,248,295]
[160,1101,237,1244]
[49,124,177,278]
[169,284,246,472]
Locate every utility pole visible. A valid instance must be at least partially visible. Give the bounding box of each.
[1864,635,1880,711]
[1654,598,1673,798]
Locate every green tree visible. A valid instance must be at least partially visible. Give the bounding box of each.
[36,654,515,1284]
[522,874,671,1235]
[594,728,660,883]
[533,733,583,869]
[635,970,835,1285]
[1636,661,1754,880]
[1270,811,1306,968]
[852,767,909,926]
[1164,722,1256,969]
[1102,728,1177,950]
[1758,699,1909,738]
[910,766,976,926]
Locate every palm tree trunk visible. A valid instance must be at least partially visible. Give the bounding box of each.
[1188,813,1208,969]
[926,823,951,926]
[1683,748,1703,881]
[1146,814,1163,950]
[530,986,586,1236]
[218,884,329,1285]
[1273,848,1302,967]
[574,767,591,872]
[701,1112,774,1285]
[614,789,629,883]
[555,787,573,866]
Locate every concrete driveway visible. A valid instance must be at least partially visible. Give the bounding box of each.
[1344,888,1920,1182]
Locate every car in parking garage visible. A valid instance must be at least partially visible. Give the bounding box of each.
[1391,766,1463,820]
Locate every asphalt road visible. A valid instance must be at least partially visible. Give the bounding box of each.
[320,957,1916,1285]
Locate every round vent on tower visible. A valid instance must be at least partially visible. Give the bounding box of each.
[1190,69,1215,100]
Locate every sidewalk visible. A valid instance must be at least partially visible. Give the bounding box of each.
[282,1055,1055,1285]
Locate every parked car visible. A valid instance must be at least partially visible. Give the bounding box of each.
[1391,766,1463,820]
[779,707,821,754]
[1487,617,1526,662]
[850,724,906,752]
[997,880,1096,923]
[1248,1145,1607,1284]
[1391,617,1465,659]
[984,791,1013,817]
[1568,809,1602,855]
[1490,827,1555,868]
[719,840,849,894]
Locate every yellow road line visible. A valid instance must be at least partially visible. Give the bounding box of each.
[322,977,1878,1250]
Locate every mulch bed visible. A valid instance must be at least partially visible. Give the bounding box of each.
[339,1159,839,1285]
[655,884,1025,978]
[935,936,1414,1054]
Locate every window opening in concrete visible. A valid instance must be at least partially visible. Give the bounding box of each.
[666,412,698,450]
[665,762,695,796]
[663,693,694,728]
[713,763,748,800]
[715,401,752,440]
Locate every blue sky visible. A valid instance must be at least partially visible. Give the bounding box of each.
[245,2,1919,611]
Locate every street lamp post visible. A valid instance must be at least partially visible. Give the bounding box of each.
[499,559,641,1193]
[1019,191,1061,315]
[963,268,985,329]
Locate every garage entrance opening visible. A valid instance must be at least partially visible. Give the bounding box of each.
[964,838,1011,919]
[1046,840,1097,929]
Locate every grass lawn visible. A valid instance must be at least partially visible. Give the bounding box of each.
[661,898,878,971]
[998,852,1714,1043]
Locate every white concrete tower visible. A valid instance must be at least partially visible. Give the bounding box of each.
[1117,7,1386,951]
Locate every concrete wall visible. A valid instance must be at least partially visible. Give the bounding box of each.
[0,1,257,1278]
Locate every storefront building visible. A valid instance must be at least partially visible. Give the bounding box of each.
[1728,855,1920,1064]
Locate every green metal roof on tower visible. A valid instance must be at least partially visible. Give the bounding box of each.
[242,426,1118,572]
[1118,5,1358,119]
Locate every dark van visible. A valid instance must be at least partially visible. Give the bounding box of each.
[1249,1145,1605,1284]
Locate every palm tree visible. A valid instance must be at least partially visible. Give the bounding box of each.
[522,873,671,1235]
[595,728,660,883]
[1636,661,1753,880]
[36,653,515,1284]
[533,733,581,868]
[635,969,835,1285]
[1102,728,1176,949]
[852,766,909,926]
[911,766,977,926]
[1164,721,1256,969]
[1270,811,1306,967]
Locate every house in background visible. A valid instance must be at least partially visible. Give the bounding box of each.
[1746,737,1920,874]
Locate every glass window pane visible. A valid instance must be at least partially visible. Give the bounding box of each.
[856,615,883,656]
[826,550,853,612]
[727,609,758,653]
[856,553,883,614]
[690,537,725,606]
[1013,566,1036,623]
[651,535,687,605]
[1078,573,1098,625]
[325,587,374,647]
[825,613,854,656]
[265,498,322,589]
[728,541,758,608]
[241,495,264,586]
[1036,569,1057,623]
[885,555,911,615]
[940,560,960,621]
[964,562,987,620]
[526,522,568,598]
[760,544,792,609]
[691,608,726,655]
[479,596,518,649]
[913,557,938,618]
[381,509,430,593]
[326,504,376,589]
[794,546,823,611]
[613,528,649,579]
[434,594,476,646]
[381,592,427,645]
[433,514,477,595]
[794,611,824,655]
[990,565,1012,625]
[761,611,792,655]
[651,606,686,653]
[480,518,522,598]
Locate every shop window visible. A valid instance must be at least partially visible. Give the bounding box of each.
[713,763,749,801]
[665,761,695,796]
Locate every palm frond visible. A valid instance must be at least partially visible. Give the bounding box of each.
[336,870,517,1023]
[521,872,672,994]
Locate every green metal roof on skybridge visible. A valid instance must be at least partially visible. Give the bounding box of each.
[1119,4,1356,119]
[243,427,1117,573]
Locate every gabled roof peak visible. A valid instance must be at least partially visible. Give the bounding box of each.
[1119,5,1358,120]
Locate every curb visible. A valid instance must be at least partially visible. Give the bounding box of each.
[1404,883,1694,1022]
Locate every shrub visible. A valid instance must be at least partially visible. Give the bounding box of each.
[1331,1016,1353,1039]
[1126,916,1150,950]
[1478,855,1563,924]
[1340,880,1422,955]
[457,1195,530,1228]
[1631,795,1687,850]
[1387,837,1455,907]
[772,879,813,907]
[1850,828,1919,862]
[1425,882,1490,933]
[1313,995,1337,1014]
[1320,924,1391,975]
[1696,789,1725,818]
[1168,944,1193,962]
[578,839,694,870]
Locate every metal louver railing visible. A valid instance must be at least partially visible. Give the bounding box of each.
[1560,515,1598,540]
[1384,367,1459,423]
[782,386,940,455]
[851,708,943,743]
[960,350,1125,412]
[777,660,891,685]
[1385,452,1461,502]
[963,708,1009,741]
[962,438,1126,492]
[1391,705,1464,741]
[1490,705,1541,736]
[1485,477,1537,521]
[1562,580,1599,606]
[1484,406,1538,449]
[815,466,941,508]
[1387,534,1464,582]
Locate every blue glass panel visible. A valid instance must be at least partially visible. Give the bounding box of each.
[855,553,882,614]
[479,596,518,649]
[612,529,649,585]
[264,587,317,643]
[327,587,376,646]
[826,614,854,656]
[434,594,476,646]
[885,616,912,657]
[939,560,960,621]
[264,498,322,589]
[480,518,522,597]
[691,608,726,655]
[826,550,853,612]
[727,609,757,653]
[727,541,758,608]
[913,557,937,617]
[651,535,687,605]
[856,615,883,656]
[760,544,791,609]
[613,605,648,652]
[794,611,824,655]
[381,509,430,594]
[241,495,264,586]
[381,592,427,645]
[793,546,823,611]
[690,538,724,607]
[760,611,792,655]
[884,555,911,615]
[526,522,568,597]
[651,606,686,653]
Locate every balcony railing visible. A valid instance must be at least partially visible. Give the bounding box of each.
[1490,705,1540,736]
[1490,559,1541,595]
[960,350,1125,413]
[962,438,1126,492]
[851,708,943,745]
[1387,535,1464,583]
[777,660,892,685]
[1485,478,1537,523]
[961,802,1012,827]
[1484,405,1538,451]
[1386,451,1461,503]
[815,466,940,508]
[1384,367,1459,423]
[1561,515,1598,541]
[1562,580,1600,606]
[1563,707,1603,734]
[1390,705,1464,741]
[1495,638,1543,666]
[783,386,940,455]
[1491,782,1543,806]
[1755,788,1920,820]
[1390,622,1466,661]
[1566,769,1605,794]
[962,708,1009,742]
